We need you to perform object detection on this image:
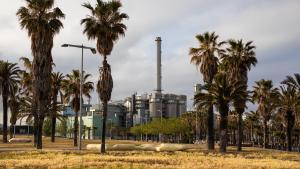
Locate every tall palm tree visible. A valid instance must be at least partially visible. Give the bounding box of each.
[81,0,128,153]
[50,72,64,142]
[62,70,93,147]
[0,61,20,143]
[252,79,278,148]
[277,85,300,151]
[195,72,247,152]
[189,32,225,150]
[221,39,257,151]
[17,0,65,149]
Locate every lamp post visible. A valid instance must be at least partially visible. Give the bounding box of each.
[61,43,96,150]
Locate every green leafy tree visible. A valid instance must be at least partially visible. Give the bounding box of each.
[43,118,52,137]
[81,0,128,153]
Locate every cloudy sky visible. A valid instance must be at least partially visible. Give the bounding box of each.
[1,0,300,122]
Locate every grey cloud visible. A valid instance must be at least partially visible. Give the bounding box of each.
[1,0,300,114]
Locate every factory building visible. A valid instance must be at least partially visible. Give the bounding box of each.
[124,37,187,126]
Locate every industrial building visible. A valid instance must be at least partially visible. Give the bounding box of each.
[61,37,187,138]
[124,37,187,126]
[63,102,128,139]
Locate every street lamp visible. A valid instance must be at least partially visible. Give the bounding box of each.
[61,43,96,150]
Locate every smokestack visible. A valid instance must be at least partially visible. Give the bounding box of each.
[155,37,162,93]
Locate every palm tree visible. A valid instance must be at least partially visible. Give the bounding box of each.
[221,39,257,151]
[81,0,128,153]
[0,61,20,143]
[17,0,65,149]
[195,72,247,152]
[252,79,278,148]
[50,72,64,142]
[277,85,300,151]
[62,70,93,147]
[189,32,225,150]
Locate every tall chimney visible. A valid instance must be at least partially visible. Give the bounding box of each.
[155,37,162,93]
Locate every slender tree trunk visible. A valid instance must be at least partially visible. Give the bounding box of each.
[51,96,58,142]
[251,124,253,145]
[2,94,8,143]
[74,112,78,147]
[286,111,293,152]
[10,125,13,139]
[207,105,214,150]
[101,101,107,153]
[233,130,236,145]
[263,120,268,149]
[219,105,229,153]
[51,116,56,142]
[237,111,243,151]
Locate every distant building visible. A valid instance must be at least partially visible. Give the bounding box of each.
[64,102,128,139]
[124,93,187,126]
[62,104,92,116]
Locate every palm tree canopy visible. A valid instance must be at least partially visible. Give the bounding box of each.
[277,85,300,119]
[252,79,279,121]
[189,32,225,83]
[282,73,300,92]
[195,72,247,115]
[0,61,21,96]
[51,72,64,102]
[81,0,128,57]
[221,39,257,83]
[17,0,65,58]
[62,70,94,113]
[17,0,65,37]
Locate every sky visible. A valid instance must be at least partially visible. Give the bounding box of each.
[1,0,300,123]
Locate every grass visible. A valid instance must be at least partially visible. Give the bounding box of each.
[0,136,300,169]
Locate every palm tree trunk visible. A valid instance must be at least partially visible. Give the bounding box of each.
[33,115,38,147]
[36,116,44,149]
[219,105,229,153]
[10,125,13,139]
[286,110,293,152]
[101,101,108,153]
[51,96,58,142]
[237,111,243,151]
[32,50,52,149]
[263,120,268,149]
[51,116,56,142]
[74,112,78,147]
[207,105,215,150]
[2,93,8,143]
[233,129,236,145]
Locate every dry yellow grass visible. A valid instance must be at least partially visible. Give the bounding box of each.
[0,148,299,169]
[0,136,299,169]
